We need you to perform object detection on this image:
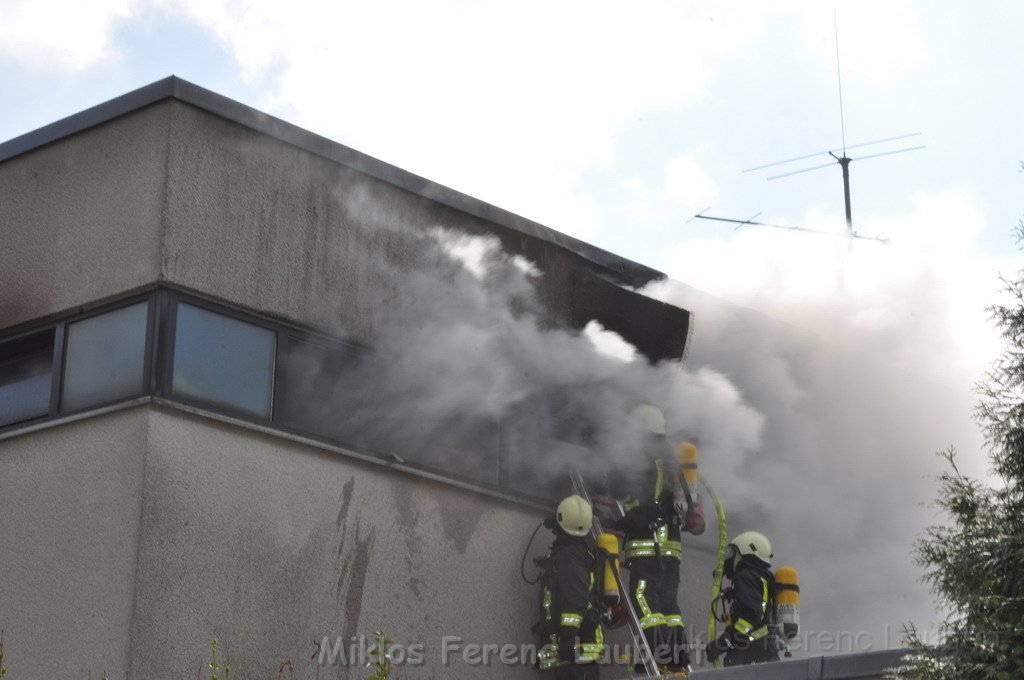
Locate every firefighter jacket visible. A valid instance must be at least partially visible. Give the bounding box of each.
[537,533,606,669]
[710,557,777,660]
[609,438,683,563]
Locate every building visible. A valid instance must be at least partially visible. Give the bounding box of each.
[0,77,909,679]
[0,77,700,678]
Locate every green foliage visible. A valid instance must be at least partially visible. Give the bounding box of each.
[891,210,1024,678]
[365,631,394,680]
[208,639,231,680]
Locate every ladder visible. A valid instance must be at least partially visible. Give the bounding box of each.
[568,471,674,679]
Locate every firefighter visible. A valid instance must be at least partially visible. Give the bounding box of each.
[705,531,780,667]
[537,495,606,679]
[611,404,693,673]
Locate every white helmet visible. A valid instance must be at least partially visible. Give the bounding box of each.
[730,531,773,566]
[630,403,667,436]
[556,495,593,537]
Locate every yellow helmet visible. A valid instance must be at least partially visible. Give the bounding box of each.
[556,495,593,537]
[630,403,667,435]
[730,531,773,566]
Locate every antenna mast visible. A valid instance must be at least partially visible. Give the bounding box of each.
[693,12,923,245]
[835,10,848,158]
[834,11,853,237]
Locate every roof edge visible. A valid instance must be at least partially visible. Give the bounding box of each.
[0,76,666,288]
[690,648,912,679]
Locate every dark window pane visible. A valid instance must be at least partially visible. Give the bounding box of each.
[0,329,55,427]
[281,339,500,484]
[408,415,500,486]
[171,303,275,419]
[280,338,366,436]
[505,438,584,503]
[62,302,149,412]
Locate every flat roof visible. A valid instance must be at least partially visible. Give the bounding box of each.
[0,76,665,289]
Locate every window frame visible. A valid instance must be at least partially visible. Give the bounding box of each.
[0,285,558,506]
[162,290,280,423]
[273,330,375,444]
[57,293,156,418]
[0,324,60,430]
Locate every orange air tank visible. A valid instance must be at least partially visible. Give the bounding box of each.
[677,442,699,486]
[774,566,800,640]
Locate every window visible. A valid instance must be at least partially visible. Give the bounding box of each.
[0,287,549,505]
[279,337,501,485]
[171,303,276,419]
[279,336,366,438]
[62,302,149,412]
[0,329,55,427]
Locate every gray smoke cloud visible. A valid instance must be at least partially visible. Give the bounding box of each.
[644,275,990,655]
[291,221,764,498]
[290,189,987,657]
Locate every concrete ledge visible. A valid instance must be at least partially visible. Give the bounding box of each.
[690,648,910,679]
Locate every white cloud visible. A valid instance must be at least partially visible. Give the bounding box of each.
[0,0,136,70]
[664,154,720,206]
[828,1,927,83]
[151,0,782,232]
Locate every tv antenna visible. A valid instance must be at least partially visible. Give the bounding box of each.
[694,13,924,244]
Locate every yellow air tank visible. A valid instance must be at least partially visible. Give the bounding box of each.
[677,442,699,486]
[676,442,706,534]
[596,532,621,606]
[774,566,800,640]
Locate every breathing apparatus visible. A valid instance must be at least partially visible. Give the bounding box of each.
[774,565,801,657]
[708,528,802,662]
[595,532,621,607]
[675,442,706,535]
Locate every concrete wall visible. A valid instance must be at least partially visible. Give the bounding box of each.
[0,400,719,679]
[160,100,404,340]
[0,403,549,679]
[0,407,149,678]
[0,106,168,328]
[0,97,685,354]
[127,405,545,679]
[157,100,687,349]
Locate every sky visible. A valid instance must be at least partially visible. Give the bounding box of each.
[3,0,1024,660]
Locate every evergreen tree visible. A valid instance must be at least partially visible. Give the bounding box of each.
[893,164,1024,679]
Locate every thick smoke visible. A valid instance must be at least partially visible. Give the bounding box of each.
[291,194,995,656]
[289,216,763,499]
[643,260,994,655]
[284,186,1003,659]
